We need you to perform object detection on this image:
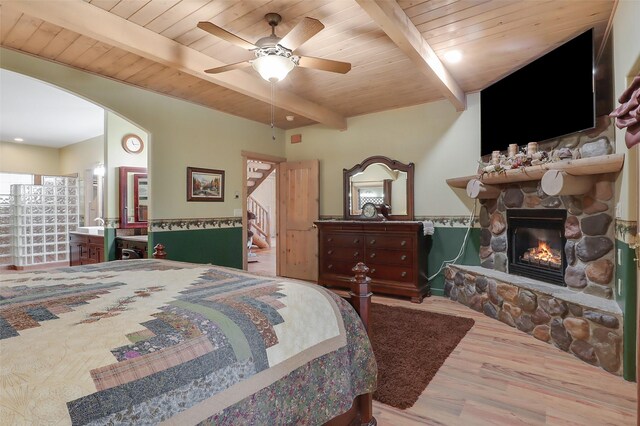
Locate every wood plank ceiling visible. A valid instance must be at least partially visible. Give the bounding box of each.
[0,0,615,130]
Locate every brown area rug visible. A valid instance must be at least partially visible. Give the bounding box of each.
[370,303,475,409]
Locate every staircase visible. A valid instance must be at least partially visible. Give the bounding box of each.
[247,160,274,196]
[247,160,275,247]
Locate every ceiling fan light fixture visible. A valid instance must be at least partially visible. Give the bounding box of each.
[252,54,295,82]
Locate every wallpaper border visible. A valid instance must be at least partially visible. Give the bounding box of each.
[150,217,242,232]
[615,219,638,244]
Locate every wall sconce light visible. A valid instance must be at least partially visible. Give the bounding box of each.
[93,164,105,177]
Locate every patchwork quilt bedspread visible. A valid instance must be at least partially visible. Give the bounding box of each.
[0,260,376,425]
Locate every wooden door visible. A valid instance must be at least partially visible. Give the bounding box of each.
[278,160,319,281]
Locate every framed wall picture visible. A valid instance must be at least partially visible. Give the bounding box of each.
[187,167,225,202]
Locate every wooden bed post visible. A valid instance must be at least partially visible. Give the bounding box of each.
[350,262,372,332]
[152,244,167,259]
[349,262,376,426]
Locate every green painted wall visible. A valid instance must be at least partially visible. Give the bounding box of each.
[151,228,242,269]
[428,227,481,295]
[616,239,638,381]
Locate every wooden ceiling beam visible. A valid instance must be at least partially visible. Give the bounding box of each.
[355,0,466,111]
[0,0,348,130]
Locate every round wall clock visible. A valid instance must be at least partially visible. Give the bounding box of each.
[122,134,144,154]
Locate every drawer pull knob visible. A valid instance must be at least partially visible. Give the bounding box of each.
[370,268,376,274]
[401,255,407,261]
[370,239,376,245]
[327,249,333,255]
[401,271,407,277]
[353,251,359,257]
[327,237,333,242]
[370,253,376,259]
[353,238,359,244]
[401,240,407,246]
[328,264,333,270]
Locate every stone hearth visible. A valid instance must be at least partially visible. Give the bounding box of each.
[444,265,623,375]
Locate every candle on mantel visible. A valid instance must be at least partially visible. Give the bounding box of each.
[527,142,538,156]
[508,144,518,157]
[491,150,500,165]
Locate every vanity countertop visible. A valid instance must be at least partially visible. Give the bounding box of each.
[116,235,148,243]
[314,219,423,225]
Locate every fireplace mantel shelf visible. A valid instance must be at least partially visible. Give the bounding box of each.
[446,153,625,189]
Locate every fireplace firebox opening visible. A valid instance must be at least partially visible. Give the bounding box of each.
[507,209,567,285]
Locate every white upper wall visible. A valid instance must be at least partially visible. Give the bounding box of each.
[612,0,640,221]
[0,140,60,175]
[59,134,104,176]
[285,95,480,217]
[0,47,285,222]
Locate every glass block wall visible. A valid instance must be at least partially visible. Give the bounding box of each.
[10,176,79,267]
[0,195,10,266]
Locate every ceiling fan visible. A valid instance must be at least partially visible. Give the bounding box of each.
[197,13,351,82]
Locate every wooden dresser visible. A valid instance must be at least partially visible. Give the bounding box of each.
[316,221,430,303]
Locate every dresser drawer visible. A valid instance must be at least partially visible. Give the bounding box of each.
[321,259,360,276]
[324,233,363,247]
[365,235,413,249]
[367,264,414,283]
[365,248,412,266]
[324,246,364,261]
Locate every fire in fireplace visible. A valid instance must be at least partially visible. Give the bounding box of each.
[507,209,567,285]
[521,240,562,269]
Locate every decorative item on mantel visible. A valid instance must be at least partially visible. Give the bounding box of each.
[610,74,640,149]
[479,144,550,178]
[491,150,500,165]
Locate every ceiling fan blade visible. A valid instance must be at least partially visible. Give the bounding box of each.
[197,21,257,50]
[297,56,351,74]
[278,17,324,51]
[205,61,252,74]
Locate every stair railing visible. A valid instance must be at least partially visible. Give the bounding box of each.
[247,195,271,246]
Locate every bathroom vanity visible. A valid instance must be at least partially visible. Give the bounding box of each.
[69,232,104,266]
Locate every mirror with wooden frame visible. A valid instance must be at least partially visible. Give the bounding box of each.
[343,156,414,220]
[119,166,148,229]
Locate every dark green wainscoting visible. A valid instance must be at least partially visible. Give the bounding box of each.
[427,227,481,295]
[150,227,243,269]
[616,238,638,381]
[104,227,117,262]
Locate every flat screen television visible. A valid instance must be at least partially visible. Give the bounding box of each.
[480,29,595,156]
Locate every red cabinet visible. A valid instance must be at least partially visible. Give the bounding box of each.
[69,233,104,266]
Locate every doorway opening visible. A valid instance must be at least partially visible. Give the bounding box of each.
[242,151,285,277]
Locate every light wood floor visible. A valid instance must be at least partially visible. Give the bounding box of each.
[370,295,637,426]
[248,247,276,276]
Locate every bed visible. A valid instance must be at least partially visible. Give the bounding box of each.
[0,259,377,425]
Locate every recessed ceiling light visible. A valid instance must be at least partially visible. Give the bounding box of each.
[286,115,295,121]
[14,137,24,142]
[444,50,463,64]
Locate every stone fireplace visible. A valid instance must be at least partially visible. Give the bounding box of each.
[444,127,624,375]
[478,173,616,297]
